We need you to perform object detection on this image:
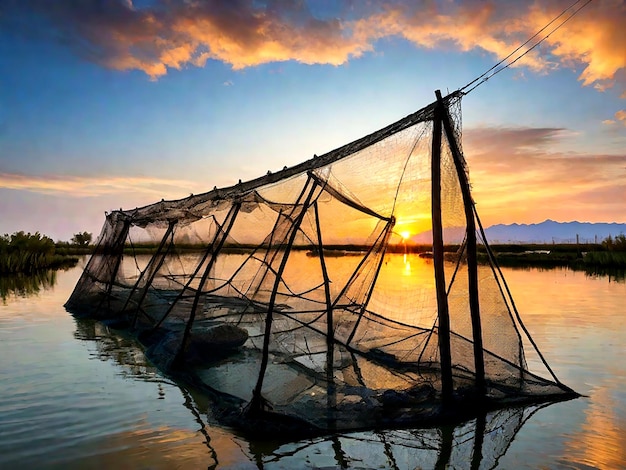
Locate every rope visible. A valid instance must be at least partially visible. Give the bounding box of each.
[461,0,594,95]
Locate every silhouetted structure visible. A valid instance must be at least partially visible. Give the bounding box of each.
[66,90,577,434]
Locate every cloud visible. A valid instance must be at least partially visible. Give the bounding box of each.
[463,125,626,224]
[1,0,370,79]
[2,0,624,94]
[616,109,626,124]
[0,172,200,198]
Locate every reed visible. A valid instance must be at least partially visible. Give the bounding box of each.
[0,232,78,274]
[583,251,626,268]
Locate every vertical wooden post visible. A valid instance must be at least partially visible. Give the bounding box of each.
[100,218,131,314]
[250,176,317,413]
[123,219,177,326]
[313,200,336,428]
[432,90,454,403]
[312,202,334,351]
[154,215,227,329]
[436,90,486,395]
[175,202,241,364]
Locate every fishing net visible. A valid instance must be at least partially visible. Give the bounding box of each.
[66,91,577,434]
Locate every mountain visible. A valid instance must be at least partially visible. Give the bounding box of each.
[484,219,626,244]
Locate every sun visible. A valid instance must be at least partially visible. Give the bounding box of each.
[400,230,411,241]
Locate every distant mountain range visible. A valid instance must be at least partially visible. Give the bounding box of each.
[484,219,626,243]
[410,220,626,244]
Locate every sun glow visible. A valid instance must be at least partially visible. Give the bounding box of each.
[400,230,411,241]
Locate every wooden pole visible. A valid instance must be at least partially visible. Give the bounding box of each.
[250,177,317,413]
[101,218,131,313]
[313,200,337,429]
[153,216,222,329]
[432,90,454,403]
[436,90,486,395]
[174,203,241,364]
[125,220,177,327]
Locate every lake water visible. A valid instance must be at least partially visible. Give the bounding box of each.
[0,257,624,469]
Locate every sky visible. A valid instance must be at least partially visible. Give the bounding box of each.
[0,0,624,242]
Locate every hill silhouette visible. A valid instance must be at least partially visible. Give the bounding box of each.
[410,220,626,244]
[484,219,626,243]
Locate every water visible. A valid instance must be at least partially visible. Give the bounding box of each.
[0,258,624,469]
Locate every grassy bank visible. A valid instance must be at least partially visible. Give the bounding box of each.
[475,242,626,271]
[582,251,626,268]
[0,232,79,275]
[476,244,585,268]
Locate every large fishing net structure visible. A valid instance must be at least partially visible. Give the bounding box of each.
[66,91,577,434]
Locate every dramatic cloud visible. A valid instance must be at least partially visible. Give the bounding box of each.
[463,126,626,224]
[2,0,624,94]
[0,172,201,198]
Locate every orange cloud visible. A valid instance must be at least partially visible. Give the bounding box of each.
[527,1,626,92]
[463,126,626,224]
[4,1,624,94]
[352,2,552,72]
[0,172,200,198]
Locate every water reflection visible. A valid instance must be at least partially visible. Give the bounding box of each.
[580,267,625,283]
[73,318,163,381]
[564,386,626,469]
[73,316,222,468]
[252,405,552,470]
[0,269,58,303]
[73,315,558,469]
[504,264,625,284]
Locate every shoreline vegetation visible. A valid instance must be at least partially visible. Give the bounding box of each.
[0,232,80,275]
[2,230,624,276]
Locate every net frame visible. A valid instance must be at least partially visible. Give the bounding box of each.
[66,90,578,434]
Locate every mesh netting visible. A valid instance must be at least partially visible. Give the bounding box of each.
[66,91,577,434]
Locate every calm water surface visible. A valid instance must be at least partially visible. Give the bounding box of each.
[0,257,624,469]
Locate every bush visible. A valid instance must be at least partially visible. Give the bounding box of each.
[583,251,626,268]
[601,234,626,252]
[0,231,59,274]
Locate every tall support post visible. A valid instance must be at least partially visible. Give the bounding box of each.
[174,202,241,364]
[313,200,336,428]
[436,90,486,395]
[153,216,223,330]
[120,219,177,327]
[312,201,334,354]
[101,218,131,313]
[431,91,454,403]
[66,214,115,309]
[250,176,318,413]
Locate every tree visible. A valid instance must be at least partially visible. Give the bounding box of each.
[71,231,92,247]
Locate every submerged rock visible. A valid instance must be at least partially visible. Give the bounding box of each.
[146,323,249,370]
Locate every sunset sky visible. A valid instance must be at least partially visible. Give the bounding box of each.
[0,0,624,242]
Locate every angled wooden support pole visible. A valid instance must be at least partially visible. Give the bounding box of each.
[432,90,454,403]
